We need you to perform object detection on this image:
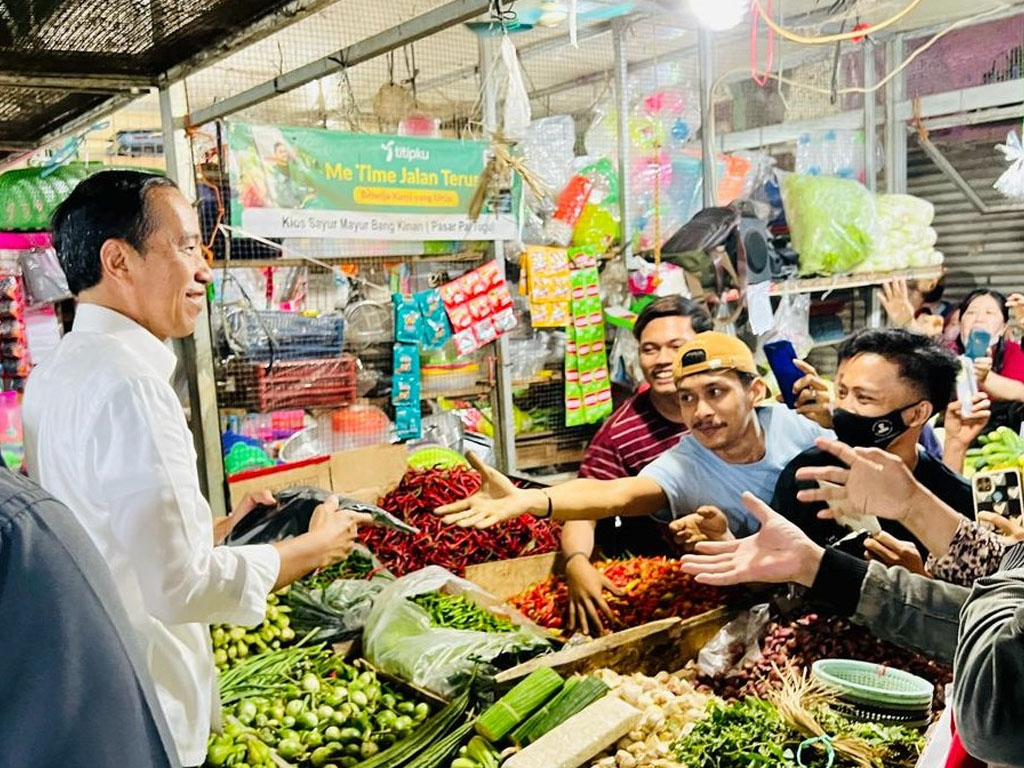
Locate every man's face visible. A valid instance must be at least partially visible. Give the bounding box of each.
[638,315,697,396]
[125,187,212,340]
[676,370,762,451]
[835,353,922,419]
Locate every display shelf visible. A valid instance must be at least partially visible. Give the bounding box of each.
[514,432,590,470]
[721,266,944,302]
[809,333,853,350]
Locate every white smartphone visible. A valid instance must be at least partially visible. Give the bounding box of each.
[956,356,978,417]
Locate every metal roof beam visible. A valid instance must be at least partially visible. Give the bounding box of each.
[186,0,492,127]
[0,72,154,91]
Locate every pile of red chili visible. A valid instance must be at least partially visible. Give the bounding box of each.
[508,556,727,631]
[358,467,561,577]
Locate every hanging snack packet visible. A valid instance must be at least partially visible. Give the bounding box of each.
[415,289,452,349]
[395,404,422,441]
[393,293,422,344]
[393,344,420,376]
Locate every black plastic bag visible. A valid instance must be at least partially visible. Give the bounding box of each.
[226,486,404,545]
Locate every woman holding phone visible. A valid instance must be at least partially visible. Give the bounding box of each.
[957,290,1024,400]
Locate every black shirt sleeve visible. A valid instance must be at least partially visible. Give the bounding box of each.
[807,547,870,616]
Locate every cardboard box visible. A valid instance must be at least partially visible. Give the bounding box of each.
[329,444,408,499]
[227,456,333,508]
[226,444,408,509]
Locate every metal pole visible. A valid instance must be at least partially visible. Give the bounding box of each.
[478,35,517,474]
[612,20,632,259]
[160,84,228,516]
[863,42,877,193]
[698,29,716,208]
[884,34,907,194]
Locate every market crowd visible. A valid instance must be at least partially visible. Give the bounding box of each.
[2,168,1024,767]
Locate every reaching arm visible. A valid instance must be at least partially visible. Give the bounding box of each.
[981,369,1024,402]
[435,453,667,528]
[953,544,1024,766]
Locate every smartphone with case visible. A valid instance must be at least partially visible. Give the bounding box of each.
[973,469,1024,524]
[965,328,992,360]
[764,339,804,409]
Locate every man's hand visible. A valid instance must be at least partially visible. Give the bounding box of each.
[864,532,930,577]
[978,512,1024,543]
[213,490,275,545]
[795,438,923,523]
[974,357,993,388]
[791,359,833,429]
[565,556,624,636]
[670,506,733,553]
[307,495,375,567]
[679,493,824,587]
[434,452,536,528]
[878,279,915,328]
[1007,293,1024,329]
[944,394,992,450]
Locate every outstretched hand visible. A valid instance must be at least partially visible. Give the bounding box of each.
[679,493,824,588]
[433,452,538,528]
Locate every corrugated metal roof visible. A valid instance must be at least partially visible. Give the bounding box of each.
[907,139,1024,300]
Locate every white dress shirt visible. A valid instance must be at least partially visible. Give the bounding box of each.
[23,304,280,766]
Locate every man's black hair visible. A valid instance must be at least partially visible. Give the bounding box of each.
[918,278,946,305]
[634,295,713,341]
[50,170,177,295]
[837,327,959,415]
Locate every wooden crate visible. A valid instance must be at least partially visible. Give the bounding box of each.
[514,434,589,470]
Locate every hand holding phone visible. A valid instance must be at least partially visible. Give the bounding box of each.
[965,328,992,360]
[764,339,803,409]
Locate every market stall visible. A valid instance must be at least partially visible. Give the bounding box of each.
[5,2,1024,768]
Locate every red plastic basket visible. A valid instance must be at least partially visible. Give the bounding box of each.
[219,355,357,412]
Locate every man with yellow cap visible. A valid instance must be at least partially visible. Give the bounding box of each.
[434,332,833,575]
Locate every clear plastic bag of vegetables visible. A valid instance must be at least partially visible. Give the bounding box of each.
[284,545,394,644]
[362,566,554,698]
[779,172,877,276]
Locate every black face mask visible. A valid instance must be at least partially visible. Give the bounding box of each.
[832,401,923,449]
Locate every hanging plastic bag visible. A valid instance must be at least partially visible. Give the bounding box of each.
[697,604,771,678]
[19,247,72,305]
[994,131,1024,201]
[362,566,553,697]
[761,291,813,359]
[500,36,531,140]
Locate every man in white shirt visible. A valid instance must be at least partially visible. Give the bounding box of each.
[23,170,370,767]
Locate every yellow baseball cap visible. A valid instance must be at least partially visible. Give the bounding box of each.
[674,332,758,381]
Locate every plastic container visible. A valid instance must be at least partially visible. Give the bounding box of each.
[330,404,391,449]
[421,362,480,397]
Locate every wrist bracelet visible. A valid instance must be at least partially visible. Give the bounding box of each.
[564,550,590,565]
[538,488,553,519]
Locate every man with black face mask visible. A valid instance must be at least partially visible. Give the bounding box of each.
[770,328,976,566]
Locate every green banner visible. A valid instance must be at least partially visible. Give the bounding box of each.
[227,121,517,241]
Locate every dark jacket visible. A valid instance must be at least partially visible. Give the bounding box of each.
[0,469,181,768]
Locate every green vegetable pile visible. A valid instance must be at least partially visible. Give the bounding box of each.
[207,647,432,768]
[966,426,1024,473]
[304,550,381,590]
[672,697,925,768]
[211,591,295,671]
[410,591,517,633]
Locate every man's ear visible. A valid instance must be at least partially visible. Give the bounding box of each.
[98,238,132,285]
[749,376,769,404]
[906,400,934,428]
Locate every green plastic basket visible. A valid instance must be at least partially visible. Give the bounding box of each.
[407,446,469,470]
[811,659,934,708]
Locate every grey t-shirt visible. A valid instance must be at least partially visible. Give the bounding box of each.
[0,469,181,768]
[640,406,834,537]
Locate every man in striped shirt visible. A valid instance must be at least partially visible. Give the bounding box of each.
[562,295,713,634]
